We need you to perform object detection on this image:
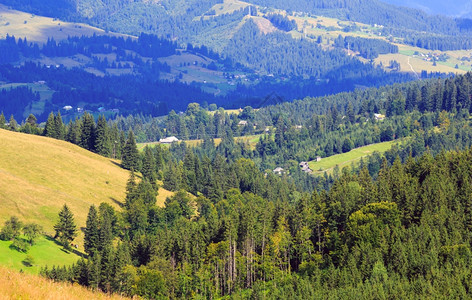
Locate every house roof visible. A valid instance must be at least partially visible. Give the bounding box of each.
[159,136,179,143]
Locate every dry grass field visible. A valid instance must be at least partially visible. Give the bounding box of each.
[0,266,130,300]
[0,4,129,43]
[0,129,171,247]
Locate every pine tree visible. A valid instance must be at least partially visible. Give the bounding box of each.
[98,207,114,252]
[55,111,65,140]
[142,146,156,184]
[122,130,139,170]
[0,112,5,129]
[95,115,111,157]
[54,204,77,250]
[125,170,138,209]
[8,115,17,131]
[66,119,79,144]
[43,112,56,138]
[26,114,37,127]
[84,205,100,256]
[80,112,96,151]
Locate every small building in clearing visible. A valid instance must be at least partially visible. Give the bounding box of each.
[159,136,179,144]
[273,167,284,175]
[374,113,385,121]
[299,161,313,174]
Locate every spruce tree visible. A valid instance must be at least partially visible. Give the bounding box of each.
[54,111,65,140]
[98,203,115,252]
[142,146,156,183]
[80,112,96,151]
[66,117,81,145]
[54,204,77,250]
[125,170,138,209]
[119,130,126,159]
[8,115,17,131]
[26,114,37,127]
[95,115,111,157]
[0,112,5,129]
[122,130,139,170]
[84,205,100,256]
[43,112,56,138]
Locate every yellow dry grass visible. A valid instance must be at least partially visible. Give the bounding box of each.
[208,0,250,16]
[0,266,130,300]
[0,4,131,43]
[0,129,169,247]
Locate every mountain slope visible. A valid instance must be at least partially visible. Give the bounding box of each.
[382,0,472,18]
[0,129,168,244]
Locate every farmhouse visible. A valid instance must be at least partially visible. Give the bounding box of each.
[159,136,179,144]
[299,161,313,174]
[374,113,385,120]
[273,167,284,175]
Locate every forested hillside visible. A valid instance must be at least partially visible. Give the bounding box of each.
[37,140,472,298]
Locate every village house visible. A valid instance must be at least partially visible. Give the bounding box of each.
[159,136,179,144]
[374,113,385,121]
[299,161,313,174]
[238,120,248,126]
[273,167,284,175]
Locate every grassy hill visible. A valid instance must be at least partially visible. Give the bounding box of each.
[309,140,398,175]
[0,265,128,299]
[0,129,170,247]
[0,4,128,43]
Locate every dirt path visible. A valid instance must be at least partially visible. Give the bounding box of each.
[408,57,420,79]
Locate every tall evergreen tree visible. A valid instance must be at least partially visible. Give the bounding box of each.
[80,112,96,151]
[84,205,100,256]
[0,112,5,129]
[54,111,65,140]
[142,146,157,184]
[66,118,82,145]
[8,115,17,131]
[43,112,56,138]
[54,204,77,250]
[122,130,139,170]
[95,115,111,157]
[26,114,37,127]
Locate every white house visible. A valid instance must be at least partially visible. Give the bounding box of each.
[159,136,179,144]
[273,167,284,175]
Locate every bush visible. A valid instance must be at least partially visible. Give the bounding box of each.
[11,238,30,253]
[23,255,35,267]
[0,216,23,241]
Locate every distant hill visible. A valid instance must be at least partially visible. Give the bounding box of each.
[2,0,472,120]
[0,4,128,43]
[0,128,170,245]
[381,0,472,18]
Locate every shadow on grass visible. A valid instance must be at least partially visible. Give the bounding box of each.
[110,197,124,208]
[21,261,32,267]
[44,235,87,259]
[109,160,123,168]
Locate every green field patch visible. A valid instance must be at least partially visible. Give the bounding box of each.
[399,49,415,56]
[309,140,398,175]
[0,235,82,274]
[137,133,264,151]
